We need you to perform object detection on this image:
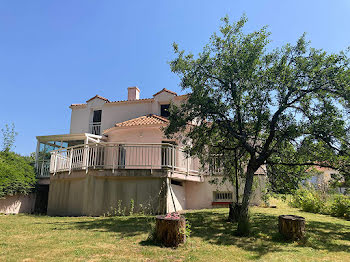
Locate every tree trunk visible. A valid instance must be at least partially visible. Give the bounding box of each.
[278,215,305,240]
[236,165,257,235]
[155,213,186,247]
[229,202,242,222]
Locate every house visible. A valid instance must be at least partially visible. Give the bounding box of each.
[308,166,346,194]
[35,87,266,216]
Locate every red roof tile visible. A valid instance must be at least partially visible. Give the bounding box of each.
[114,114,169,127]
[153,88,178,97]
[86,95,110,103]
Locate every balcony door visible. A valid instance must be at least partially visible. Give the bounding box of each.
[90,110,102,135]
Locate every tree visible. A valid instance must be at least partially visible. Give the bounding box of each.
[165,15,350,234]
[0,124,36,198]
[0,151,36,198]
[1,123,17,152]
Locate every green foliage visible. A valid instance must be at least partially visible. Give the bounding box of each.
[181,220,192,239]
[290,188,350,219]
[330,195,350,219]
[1,123,17,152]
[129,198,135,216]
[289,188,323,213]
[0,151,36,198]
[166,15,350,228]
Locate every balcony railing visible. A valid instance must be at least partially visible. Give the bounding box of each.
[50,143,200,176]
[36,160,51,178]
[89,122,101,135]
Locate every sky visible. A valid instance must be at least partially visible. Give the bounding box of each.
[0,0,349,155]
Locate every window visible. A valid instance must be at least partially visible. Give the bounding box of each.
[93,110,102,123]
[160,104,170,117]
[214,192,233,202]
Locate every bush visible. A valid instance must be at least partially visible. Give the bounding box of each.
[330,195,350,219]
[0,151,36,198]
[289,188,323,213]
[290,188,350,220]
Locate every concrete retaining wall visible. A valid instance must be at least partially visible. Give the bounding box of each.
[0,193,36,214]
[48,170,168,216]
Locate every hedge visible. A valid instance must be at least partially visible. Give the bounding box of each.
[0,151,36,198]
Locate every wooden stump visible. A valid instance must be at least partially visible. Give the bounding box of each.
[278,215,305,240]
[155,213,186,247]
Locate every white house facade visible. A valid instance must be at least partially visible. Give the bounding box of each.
[35,87,266,216]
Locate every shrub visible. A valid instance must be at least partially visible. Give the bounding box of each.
[330,195,350,219]
[290,188,323,213]
[0,151,36,198]
[290,188,350,219]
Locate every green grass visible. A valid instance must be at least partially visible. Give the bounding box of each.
[0,199,349,261]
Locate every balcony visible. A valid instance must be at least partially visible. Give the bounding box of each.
[36,160,51,178]
[89,122,101,135]
[49,143,201,177]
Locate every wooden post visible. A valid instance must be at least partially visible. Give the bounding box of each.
[278,215,305,240]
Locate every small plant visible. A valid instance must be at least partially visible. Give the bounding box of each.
[129,199,134,216]
[182,220,191,239]
[117,200,122,216]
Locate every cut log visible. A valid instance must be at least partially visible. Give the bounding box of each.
[155,213,186,247]
[278,215,305,240]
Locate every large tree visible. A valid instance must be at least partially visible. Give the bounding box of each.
[165,16,350,233]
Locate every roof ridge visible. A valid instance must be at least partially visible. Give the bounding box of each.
[153,88,178,97]
[86,95,110,103]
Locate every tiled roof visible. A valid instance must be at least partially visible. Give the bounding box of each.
[108,98,154,104]
[115,114,169,127]
[86,95,110,103]
[70,103,86,107]
[70,89,185,108]
[153,88,178,97]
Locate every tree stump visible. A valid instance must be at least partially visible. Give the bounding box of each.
[155,212,186,247]
[278,215,305,240]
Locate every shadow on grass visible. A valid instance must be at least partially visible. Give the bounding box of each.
[45,216,154,238]
[185,209,350,257]
[45,209,350,259]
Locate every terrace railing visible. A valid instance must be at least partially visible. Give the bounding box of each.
[49,143,200,176]
[36,160,51,178]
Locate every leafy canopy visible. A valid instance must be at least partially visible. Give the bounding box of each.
[165,15,350,211]
[0,124,36,198]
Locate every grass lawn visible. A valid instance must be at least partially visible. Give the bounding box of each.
[0,199,349,262]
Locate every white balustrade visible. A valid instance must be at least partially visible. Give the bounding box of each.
[89,122,101,135]
[49,143,200,176]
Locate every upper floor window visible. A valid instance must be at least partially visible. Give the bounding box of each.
[93,110,102,123]
[160,104,170,117]
[90,110,102,135]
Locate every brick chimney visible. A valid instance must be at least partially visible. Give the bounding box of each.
[128,87,140,101]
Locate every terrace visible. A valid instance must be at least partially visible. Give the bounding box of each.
[48,142,201,181]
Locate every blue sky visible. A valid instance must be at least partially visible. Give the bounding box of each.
[0,0,349,155]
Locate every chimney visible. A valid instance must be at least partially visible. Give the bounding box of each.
[128,87,140,101]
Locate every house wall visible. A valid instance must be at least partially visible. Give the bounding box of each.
[0,193,36,214]
[107,127,164,144]
[185,175,266,210]
[70,90,184,135]
[47,170,167,216]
